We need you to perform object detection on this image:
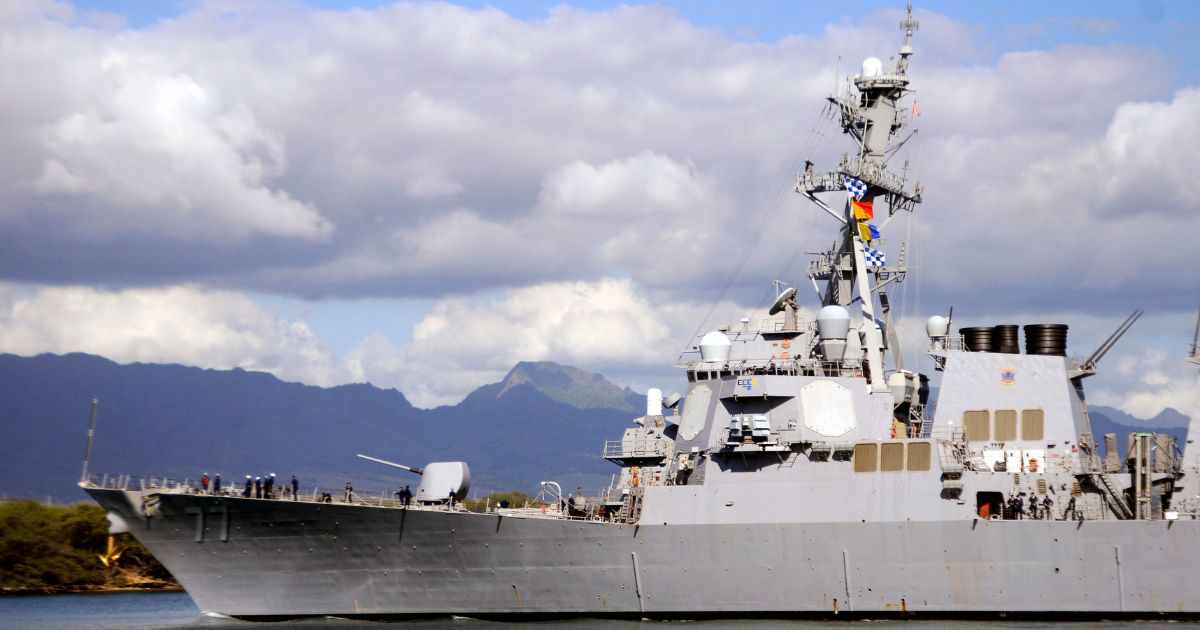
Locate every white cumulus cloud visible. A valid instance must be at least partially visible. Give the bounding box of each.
[0,283,345,386]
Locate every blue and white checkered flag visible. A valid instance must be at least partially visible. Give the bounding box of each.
[844,177,868,199]
[864,246,886,268]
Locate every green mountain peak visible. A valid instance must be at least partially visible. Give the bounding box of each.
[497,361,640,412]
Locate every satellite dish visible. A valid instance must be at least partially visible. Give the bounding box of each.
[768,286,798,316]
[663,392,682,409]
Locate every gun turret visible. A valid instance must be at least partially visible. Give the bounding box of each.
[357,453,470,503]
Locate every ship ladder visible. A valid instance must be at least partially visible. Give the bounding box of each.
[1092,471,1134,520]
[1079,430,1135,520]
[619,491,643,524]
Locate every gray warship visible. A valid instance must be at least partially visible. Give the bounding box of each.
[82,5,1200,619]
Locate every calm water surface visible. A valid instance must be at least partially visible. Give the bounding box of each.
[3,592,1200,629]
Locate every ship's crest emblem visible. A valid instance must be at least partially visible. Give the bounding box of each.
[999,368,1016,387]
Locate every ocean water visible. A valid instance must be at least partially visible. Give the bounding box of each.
[2,592,1200,630]
[0,592,198,629]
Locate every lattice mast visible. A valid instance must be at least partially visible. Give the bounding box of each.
[797,1,924,391]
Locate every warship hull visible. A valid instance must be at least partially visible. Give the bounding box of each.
[80,5,1200,619]
[89,487,1200,618]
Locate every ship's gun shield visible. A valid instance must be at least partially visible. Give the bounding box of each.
[415,461,471,503]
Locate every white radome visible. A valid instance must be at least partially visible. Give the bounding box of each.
[926,315,950,338]
[698,330,732,362]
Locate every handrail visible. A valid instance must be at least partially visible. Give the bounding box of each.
[80,473,618,521]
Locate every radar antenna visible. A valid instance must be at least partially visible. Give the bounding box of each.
[768,283,798,316]
[768,281,799,332]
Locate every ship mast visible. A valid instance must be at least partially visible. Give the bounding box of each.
[797,1,923,392]
[1190,307,1200,365]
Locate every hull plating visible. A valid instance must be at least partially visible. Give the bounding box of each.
[90,488,1200,617]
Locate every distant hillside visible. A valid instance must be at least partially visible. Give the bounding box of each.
[483,361,642,412]
[1088,404,1190,457]
[1089,404,1190,431]
[0,353,640,502]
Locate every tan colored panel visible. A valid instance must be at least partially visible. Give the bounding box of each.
[1021,409,1045,441]
[853,443,877,473]
[994,410,1017,442]
[880,442,905,472]
[907,441,931,471]
[963,410,990,442]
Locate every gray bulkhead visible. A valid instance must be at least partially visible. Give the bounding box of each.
[645,368,957,525]
[933,350,1087,450]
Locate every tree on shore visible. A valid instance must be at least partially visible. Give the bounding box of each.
[0,500,174,593]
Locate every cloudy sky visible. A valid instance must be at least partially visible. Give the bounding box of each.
[1,0,1198,416]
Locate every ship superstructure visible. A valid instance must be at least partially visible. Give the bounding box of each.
[83,5,1200,619]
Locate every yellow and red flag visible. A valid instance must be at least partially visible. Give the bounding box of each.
[851,199,874,220]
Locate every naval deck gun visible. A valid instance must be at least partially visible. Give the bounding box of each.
[357,454,470,504]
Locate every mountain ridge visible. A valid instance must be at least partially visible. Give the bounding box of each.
[495,360,642,412]
[0,352,638,502]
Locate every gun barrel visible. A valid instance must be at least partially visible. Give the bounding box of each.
[356,453,424,475]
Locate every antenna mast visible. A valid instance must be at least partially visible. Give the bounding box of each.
[1190,306,1200,365]
[81,397,99,483]
[795,2,922,390]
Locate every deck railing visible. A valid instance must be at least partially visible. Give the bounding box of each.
[80,473,615,521]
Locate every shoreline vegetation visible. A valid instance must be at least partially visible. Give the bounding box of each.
[1,492,536,595]
[0,500,177,595]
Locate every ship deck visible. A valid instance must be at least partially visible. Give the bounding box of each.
[79,473,606,523]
